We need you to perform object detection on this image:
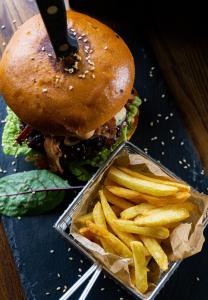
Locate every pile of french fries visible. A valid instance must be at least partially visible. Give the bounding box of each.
[75,166,197,294]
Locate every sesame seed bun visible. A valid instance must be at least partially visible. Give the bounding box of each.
[0,11,135,136]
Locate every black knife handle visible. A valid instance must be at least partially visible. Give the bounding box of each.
[36,0,78,58]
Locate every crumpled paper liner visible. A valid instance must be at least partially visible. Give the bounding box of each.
[70,150,208,293]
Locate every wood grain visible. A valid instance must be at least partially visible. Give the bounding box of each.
[0,222,26,300]
[148,31,208,169]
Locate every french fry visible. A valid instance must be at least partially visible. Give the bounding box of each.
[119,167,190,192]
[120,203,156,220]
[93,202,115,253]
[75,212,93,225]
[140,236,168,271]
[108,167,178,196]
[100,190,136,248]
[107,185,190,206]
[134,206,189,226]
[103,188,133,210]
[111,205,123,216]
[130,241,148,293]
[106,186,143,204]
[107,186,190,206]
[86,221,132,258]
[112,219,169,239]
[104,177,120,187]
[79,227,98,243]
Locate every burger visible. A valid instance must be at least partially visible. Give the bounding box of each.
[0,11,141,181]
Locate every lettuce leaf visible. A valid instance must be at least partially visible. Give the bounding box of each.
[2,107,31,156]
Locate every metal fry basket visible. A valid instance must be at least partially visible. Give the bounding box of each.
[54,142,208,300]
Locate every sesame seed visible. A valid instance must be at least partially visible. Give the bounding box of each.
[161,94,166,98]
[2,42,6,47]
[120,298,124,300]
[180,141,184,146]
[42,88,48,93]
[143,98,147,102]
[41,46,45,51]
[56,287,61,291]
[73,32,76,36]
[70,28,75,32]
[13,168,17,172]
[169,129,174,133]
[63,286,67,293]
[179,160,183,164]
[69,85,73,91]
[157,113,162,117]
[184,165,188,169]
[156,119,160,123]
[161,151,165,155]
[88,60,94,66]
[57,273,61,278]
[45,292,50,295]
[12,19,16,24]
[89,49,94,54]
[170,112,174,117]
[78,36,82,40]
[84,49,89,54]
[165,116,169,120]
[89,66,95,71]
[11,161,16,165]
[201,169,205,175]
[151,66,155,70]
[80,259,83,263]
[183,159,187,163]
[78,74,85,79]
[161,141,165,146]
[17,216,21,220]
[69,257,73,260]
[3,170,7,173]
[100,288,105,291]
[78,268,82,272]
[171,136,175,140]
[84,70,89,74]
[78,274,82,278]
[187,163,191,167]
[151,136,158,141]
[104,46,108,50]
[68,248,71,252]
[1,25,5,29]
[50,249,55,253]
[64,68,74,74]
[85,45,90,50]
[196,277,200,281]
[92,74,95,79]
[83,38,88,43]
[81,33,86,37]
[150,122,154,126]
[103,274,106,279]
[31,57,35,60]
[48,53,52,57]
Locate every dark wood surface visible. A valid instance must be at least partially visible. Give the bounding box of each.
[0,1,208,299]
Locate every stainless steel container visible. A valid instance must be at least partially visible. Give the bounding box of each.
[54,142,208,300]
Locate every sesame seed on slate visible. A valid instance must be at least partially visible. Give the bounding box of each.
[196,277,200,281]
[100,288,105,291]
[161,141,165,146]
[143,98,147,102]
[49,249,55,253]
[161,94,166,98]
[45,292,50,296]
[171,136,175,140]
[68,248,71,252]
[157,113,162,117]
[80,259,83,263]
[78,268,82,272]
[56,286,61,291]
[78,274,82,278]
[150,122,154,126]
[68,257,73,260]
[179,160,183,165]
[57,273,61,278]
[180,141,184,146]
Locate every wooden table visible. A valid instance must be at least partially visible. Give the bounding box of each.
[0,1,208,299]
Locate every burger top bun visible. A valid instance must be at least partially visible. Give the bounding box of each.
[0,11,135,136]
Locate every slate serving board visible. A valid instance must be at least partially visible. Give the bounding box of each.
[1,17,208,300]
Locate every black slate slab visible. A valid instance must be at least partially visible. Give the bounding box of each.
[1,18,208,300]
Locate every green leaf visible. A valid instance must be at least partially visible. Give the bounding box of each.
[69,163,92,181]
[0,170,71,216]
[2,107,31,156]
